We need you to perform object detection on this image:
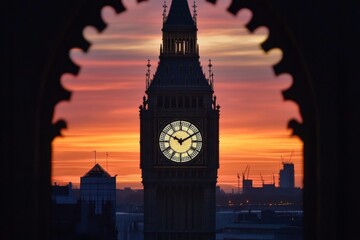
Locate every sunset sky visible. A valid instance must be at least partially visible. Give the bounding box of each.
[52,0,303,192]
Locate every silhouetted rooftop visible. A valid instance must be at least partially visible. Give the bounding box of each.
[148,58,211,90]
[83,163,111,178]
[164,0,196,30]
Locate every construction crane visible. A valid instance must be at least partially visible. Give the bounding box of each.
[272,173,275,185]
[288,149,294,163]
[242,165,250,180]
[237,173,240,194]
[241,166,246,181]
[260,172,264,186]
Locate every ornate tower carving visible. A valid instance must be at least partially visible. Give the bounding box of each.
[140,1,219,239]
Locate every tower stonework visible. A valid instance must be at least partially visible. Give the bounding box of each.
[139,1,220,240]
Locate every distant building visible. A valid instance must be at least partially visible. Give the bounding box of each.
[241,165,253,194]
[226,162,303,208]
[116,187,143,213]
[51,182,80,240]
[216,210,302,240]
[116,212,144,240]
[52,182,78,204]
[78,163,117,240]
[114,210,302,240]
[80,163,116,216]
[279,162,295,189]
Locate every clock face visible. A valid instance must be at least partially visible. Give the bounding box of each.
[159,120,202,163]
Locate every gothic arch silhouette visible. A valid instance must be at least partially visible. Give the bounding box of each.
[2,1,358,240]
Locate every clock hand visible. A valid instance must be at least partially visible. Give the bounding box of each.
[179,132,198,144]
[165,132,181,143]
[173,135,181,141]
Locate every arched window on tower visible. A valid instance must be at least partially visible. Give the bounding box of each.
[182,39,185,54]
[191,96,197,108]
[185,96,190,108]
[176,39,180,54]
[171,96,176,108]
[157,96,163,108]
[178,96,184,108]
[164,96,170,108]
[172,39,175,53]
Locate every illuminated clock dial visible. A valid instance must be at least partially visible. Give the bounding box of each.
[159,120,202,163]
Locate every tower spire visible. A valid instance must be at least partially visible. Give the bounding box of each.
[160,0,198,58]
[146,59,152,90]
[192,1,197,25]
[162,1,168,23]
[163,0,196,27]
[208,59,214,90]
[147,0,214,89]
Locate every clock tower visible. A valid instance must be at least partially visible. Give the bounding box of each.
[139,1,220,239]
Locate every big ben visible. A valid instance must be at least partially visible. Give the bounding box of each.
[139,1,220,239]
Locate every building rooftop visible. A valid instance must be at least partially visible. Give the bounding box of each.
[83,163,111,178]
[164,0,195,28]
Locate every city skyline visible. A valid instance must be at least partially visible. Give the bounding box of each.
[52,0,303,192]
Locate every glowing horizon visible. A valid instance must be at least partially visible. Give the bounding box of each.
[52,0,303,193]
